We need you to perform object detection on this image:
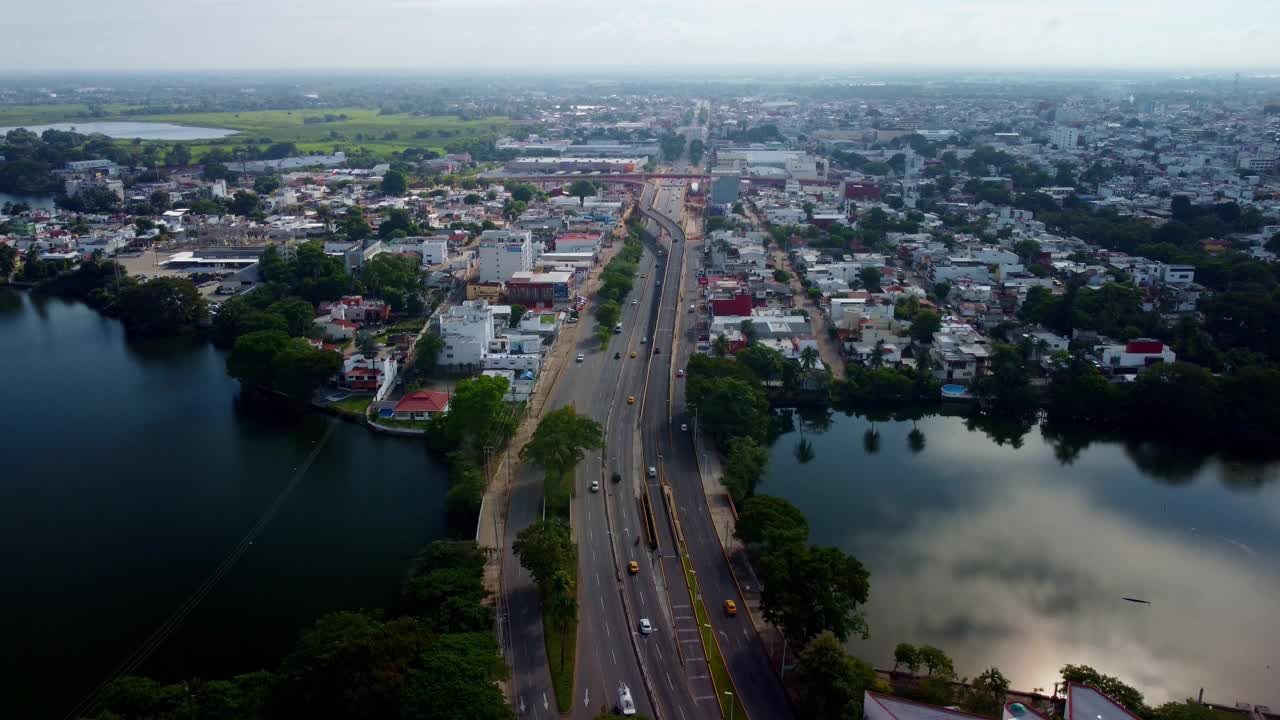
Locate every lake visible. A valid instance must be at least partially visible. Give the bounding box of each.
[0,290,449,718]
[764,408,1280,707]
[0,121,238,140]
[0,190,57,211]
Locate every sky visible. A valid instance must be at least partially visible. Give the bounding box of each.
[4,0,1279,72]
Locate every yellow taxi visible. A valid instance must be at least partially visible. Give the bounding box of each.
[628,561,640,575]
[723,600,738,617]
[627,395,636,405]
[630,351,637,358]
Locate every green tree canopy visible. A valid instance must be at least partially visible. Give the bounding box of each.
[1059,665,1146,716]
[723,436,770,502]
[381,168,409,196]
[513,518,576,596]
[115,277,206,337]
[760,543,870,646]
[735,494,810,547]
[794,631,880,720]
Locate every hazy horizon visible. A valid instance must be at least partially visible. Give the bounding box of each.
[5,0,1278,73]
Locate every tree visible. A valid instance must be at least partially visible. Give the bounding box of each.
[513,518,576,594]
[594,299,621,332]
[907,427,926,454]
[266,298,318,337]
[759,543,870,645]
[722,435,770,502]
[1013,239,1042,263]
[910,310,942,344]
[378,207,420,238]
[736,494,810,548]
[800,346,820,372]
[399,633,513,720]
[510,184,535,203]
[463,193,481,205]
[794,631,880,720]
[271,611,432,720]
[358,331,379,358]
[893,643,921,674]
[858,266,882,292]
[520,405,604,492]
[360,253,421,311]
[739,318,758,345]
[507,303,527,328]
[341,206,372,242]
[115,278,206,337]
[0,243,16,278]
[736,343,786,382]
[166,143,191,167]
[966,667,1011,716]
[974,343,1036,418]
[253,174,282,195]
[1151,702,1218,720]
[1059,665,1146,716]
[544,569,578,667]
[687,376,770,447]
[711,334,731,358]
[381,168,408,196]
[918,645,955,677]
[271,338,343,402]
[568,179,597,206]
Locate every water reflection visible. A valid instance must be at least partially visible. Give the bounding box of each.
[765,410,1280,707]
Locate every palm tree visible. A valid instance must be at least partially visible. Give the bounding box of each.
[545,570,577,667]
[799,346,819,372]
[712,334,731,358]
[907,427,926,454]
[863,426,880,455]
[794,438,815,464]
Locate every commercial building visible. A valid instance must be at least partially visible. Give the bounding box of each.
[478,229,533,283]
[506,270,575,308]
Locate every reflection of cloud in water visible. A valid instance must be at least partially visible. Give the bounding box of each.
[852,481,1280,706]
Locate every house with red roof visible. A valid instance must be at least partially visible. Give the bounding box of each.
[392,390,451,420]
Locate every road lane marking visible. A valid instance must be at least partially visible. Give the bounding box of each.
[666,671,674,689]
[612,648,617,665]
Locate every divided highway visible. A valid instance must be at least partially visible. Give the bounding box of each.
[504,180,790,720]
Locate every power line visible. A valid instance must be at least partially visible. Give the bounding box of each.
[62,419,339,720]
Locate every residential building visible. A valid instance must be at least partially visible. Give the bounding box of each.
[506,270,575,308]
[438,300,498,368]
[392,390,451,420]
[478,229,533,283]
[1096,338,1176,372]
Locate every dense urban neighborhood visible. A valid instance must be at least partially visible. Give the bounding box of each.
[3,69,1280,720]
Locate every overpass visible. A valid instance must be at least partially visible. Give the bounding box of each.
[496,173,712,185]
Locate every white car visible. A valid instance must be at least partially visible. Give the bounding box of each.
[576,353,584,363]
[677,369,684,377]
[638,618,653,635]
[632,299,638,305]
[590,480,600,493]
[681,423,688,432]
[647,466,657,478]
[640,337,647,344]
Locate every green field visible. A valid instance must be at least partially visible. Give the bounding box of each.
[0,105,508,160]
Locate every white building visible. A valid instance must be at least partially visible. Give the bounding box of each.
[478,229,533,283]
[438,300,498,367]
[388,236,449,267]
[1050,125,1081,149]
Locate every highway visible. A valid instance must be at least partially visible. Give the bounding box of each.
[505,175,790,720]
[644,182,796,720]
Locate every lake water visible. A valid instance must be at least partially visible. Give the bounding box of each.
[0,290,449,718]
[0,191,57,211]
[764,408,1280,707]
[0,121,238,140]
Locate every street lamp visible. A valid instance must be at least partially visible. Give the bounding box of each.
[723,691,735,720]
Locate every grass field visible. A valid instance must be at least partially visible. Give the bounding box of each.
[0,105,508,160]
[328,394,372,419]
